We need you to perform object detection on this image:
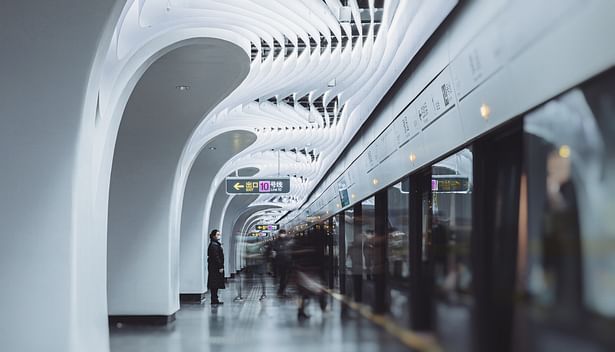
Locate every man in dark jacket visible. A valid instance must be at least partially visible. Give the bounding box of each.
[207,229,225,304]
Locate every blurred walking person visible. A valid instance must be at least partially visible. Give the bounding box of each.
[272,229,293,297]
[244,236,267,300]
[294,230,328,320]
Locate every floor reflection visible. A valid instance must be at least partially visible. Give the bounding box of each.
[110,277,408,352]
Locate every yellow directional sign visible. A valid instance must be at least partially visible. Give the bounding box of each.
[225,177,291,194]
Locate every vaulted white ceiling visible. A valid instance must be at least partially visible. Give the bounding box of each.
[99,0,457,231]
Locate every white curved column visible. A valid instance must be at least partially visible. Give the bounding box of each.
[0,2,123,352]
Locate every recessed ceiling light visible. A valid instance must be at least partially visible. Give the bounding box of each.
[208,146,216,150]
[176,85,190,91]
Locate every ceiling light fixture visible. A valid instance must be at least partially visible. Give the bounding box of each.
[176,85,190,91]
[208,146,216,150]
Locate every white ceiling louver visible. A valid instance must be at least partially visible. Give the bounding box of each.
[100,0,458,228]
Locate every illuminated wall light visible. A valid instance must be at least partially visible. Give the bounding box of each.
[559,145,571,158]
[351,194,356,199]
[480,103,491,120]
[409,153,417,162]
[372,178,379,186]
[336,203,341,208]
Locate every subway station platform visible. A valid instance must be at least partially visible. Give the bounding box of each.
[110,277,410,352]
[4,2,615,352]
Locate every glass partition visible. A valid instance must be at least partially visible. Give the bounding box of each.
[387,179,410,280]
[361,197,376,280]
[432,148,473,302]
[331,216,340,289]
[344,208,356,275]
[522,70,615,318]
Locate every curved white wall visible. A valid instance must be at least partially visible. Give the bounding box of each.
[107,41,249,315]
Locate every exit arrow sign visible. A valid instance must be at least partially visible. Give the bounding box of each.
[225,177,291,194]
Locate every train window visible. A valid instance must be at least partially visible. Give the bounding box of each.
[431,148,473,302]
[521,68,615,319]
[387,179,410,280]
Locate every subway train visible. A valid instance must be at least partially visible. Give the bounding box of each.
[281,1,615,351]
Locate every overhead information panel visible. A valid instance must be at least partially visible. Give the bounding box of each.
[255,224,279,231]
[225,177,291,194]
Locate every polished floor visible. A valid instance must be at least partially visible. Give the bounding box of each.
[110,276,410,352]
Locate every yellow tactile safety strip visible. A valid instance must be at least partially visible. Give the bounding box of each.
[323,288,443,352]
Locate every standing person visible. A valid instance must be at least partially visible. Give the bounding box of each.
[207,229,225,305]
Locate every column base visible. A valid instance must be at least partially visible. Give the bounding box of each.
[109,313,176,326]
[180,292,206,304]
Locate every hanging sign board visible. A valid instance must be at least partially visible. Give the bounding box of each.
[225,177,291,194]
[432,176,470,193]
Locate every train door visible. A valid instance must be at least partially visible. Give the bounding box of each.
[327,216,339,290]
[345,204,362,302]
[386,178,411,326]
[359,196,378,308]
[338,212,347,296]
[429,148,475,352]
